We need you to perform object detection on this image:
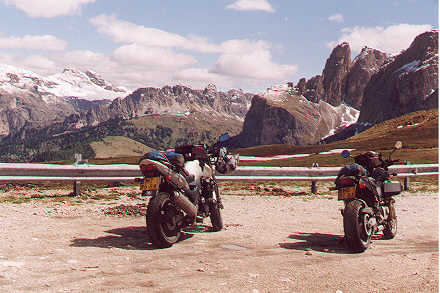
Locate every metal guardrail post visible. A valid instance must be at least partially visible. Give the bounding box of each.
[72,153,82,197]
[311,163,318,194]
[73,180,81,196]
[404,161,411,191]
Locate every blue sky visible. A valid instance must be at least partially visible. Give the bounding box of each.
[0,0,437,93]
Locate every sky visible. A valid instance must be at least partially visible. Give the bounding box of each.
[0,0,437,93]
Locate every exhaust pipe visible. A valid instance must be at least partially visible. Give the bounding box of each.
[172,191,197,219]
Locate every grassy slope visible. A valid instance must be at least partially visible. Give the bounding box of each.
[89,136,154,158]
[80,113,242,165]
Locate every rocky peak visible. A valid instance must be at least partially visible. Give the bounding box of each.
[344,47,389,109]
[358,30,438,124]
[322,42,351,106]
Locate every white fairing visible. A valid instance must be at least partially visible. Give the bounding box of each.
[184,160,213,185]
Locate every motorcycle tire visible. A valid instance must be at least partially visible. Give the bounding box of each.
[383,202,397,239]
[146,192,181,248]
[209,200,223,232]
[343,199,372,253]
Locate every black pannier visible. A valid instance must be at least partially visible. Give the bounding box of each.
[175,145,208,160]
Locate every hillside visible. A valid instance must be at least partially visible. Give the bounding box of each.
[0,111,242,162]
[89,136,154,159]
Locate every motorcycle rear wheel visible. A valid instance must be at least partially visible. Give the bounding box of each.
[146,192,181,248]
[343,199,372,253]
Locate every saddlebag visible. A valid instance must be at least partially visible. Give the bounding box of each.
[175,145,208,160]
[383,181,402,196]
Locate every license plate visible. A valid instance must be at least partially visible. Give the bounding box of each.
[338,186,356,200]
[140,177,160,191]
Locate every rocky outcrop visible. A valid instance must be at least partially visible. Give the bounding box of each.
[322,42,351,106]
[358,31,438,124]
[230,93,359,148]
[344,47,388,109]
[295,43,388,109]
[295,76,324,103]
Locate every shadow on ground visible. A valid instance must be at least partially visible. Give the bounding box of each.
[70,226,193,250]
[279,232,352,254]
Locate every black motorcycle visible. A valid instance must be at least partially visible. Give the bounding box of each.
[137,134,239,248]
[330,141,403,252]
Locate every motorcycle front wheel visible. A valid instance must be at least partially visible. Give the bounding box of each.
[146,192,181,248]
[209,185,223,231]
[209,200,223,231]
[343,199,372,253]
[383,201,397,239]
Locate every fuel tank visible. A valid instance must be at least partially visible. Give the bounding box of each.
[184,160,213,185]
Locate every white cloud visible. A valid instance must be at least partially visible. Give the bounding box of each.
[90,14,221,53]
[212,50,297,80]
[20,55,57,71]
[327,23,432,54]
[226,0,275,13]
[0,13,298,93]
[212,39,297,80]
[3,0,96,18]
[88,14,298,88]
[113,44,198,70]
[0,34,67,50]
[328,14,344,24]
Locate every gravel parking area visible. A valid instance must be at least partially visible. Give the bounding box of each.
[0,186,437,292]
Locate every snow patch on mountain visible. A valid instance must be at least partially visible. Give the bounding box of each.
[0,64,128,101]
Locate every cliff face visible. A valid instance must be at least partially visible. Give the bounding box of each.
[322,42,351,106]
[344,47,388,109]
[231,93,359,148]
[358,31,438,124]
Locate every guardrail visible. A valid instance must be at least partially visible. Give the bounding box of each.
[0,163,436,195]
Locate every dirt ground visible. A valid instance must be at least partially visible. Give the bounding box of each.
[0,185,438,293]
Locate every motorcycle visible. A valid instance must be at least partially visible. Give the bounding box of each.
[137,134,239,248]
[329,141,403,252]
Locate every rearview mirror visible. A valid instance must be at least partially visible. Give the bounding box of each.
[219,133,230,143]
[394,141,402,150]
[341,150,351,158]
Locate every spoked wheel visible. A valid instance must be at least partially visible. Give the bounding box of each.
[383,201,397,239]
[146,192,182,248]
[343,200,372,253]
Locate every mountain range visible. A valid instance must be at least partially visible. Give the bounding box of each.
[0,31,437,162]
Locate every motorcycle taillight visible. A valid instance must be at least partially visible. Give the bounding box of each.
[339,177,355,186]
[140,164,159,177]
